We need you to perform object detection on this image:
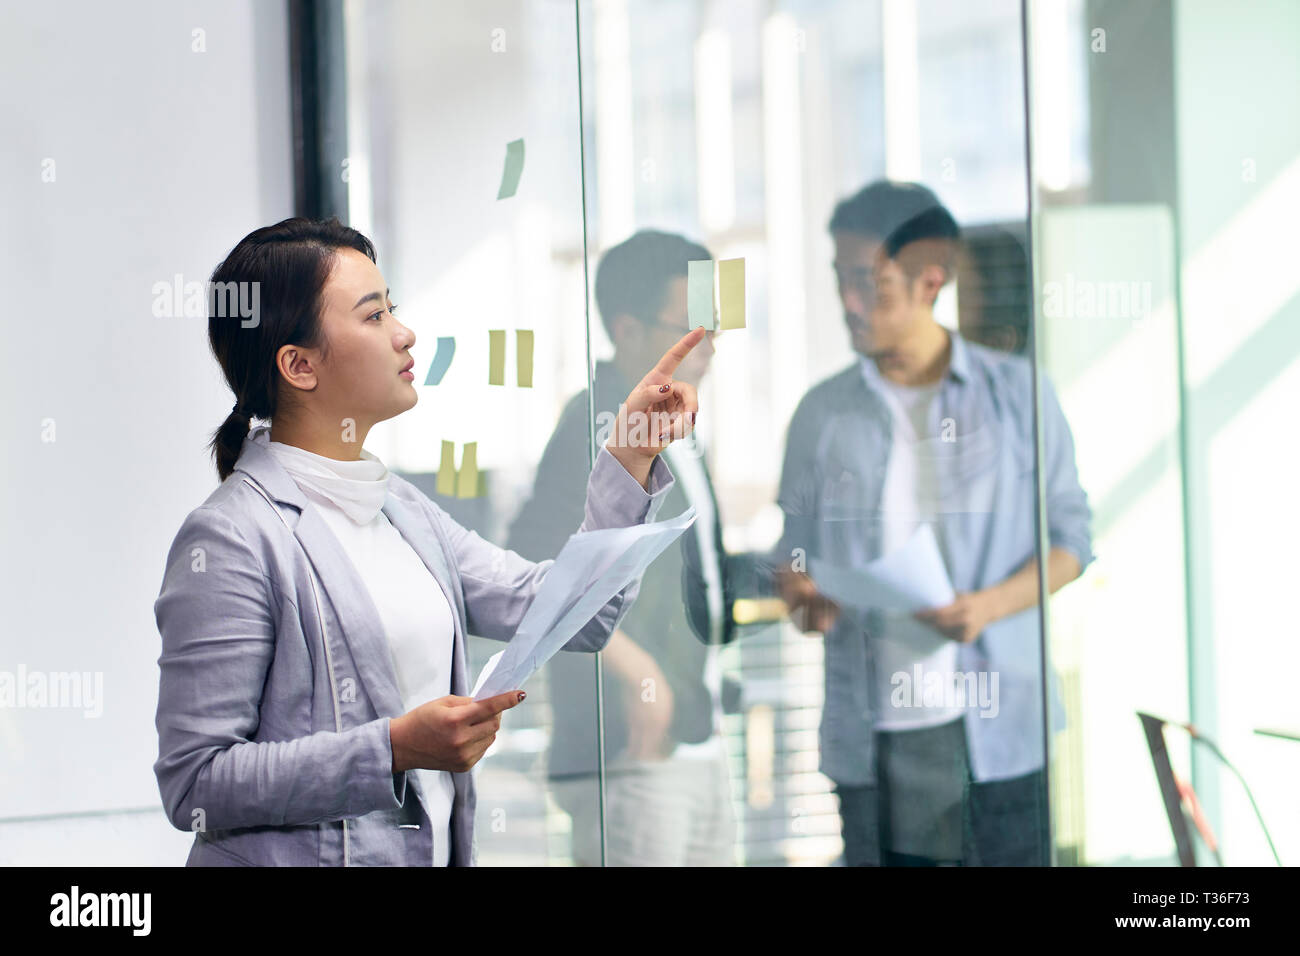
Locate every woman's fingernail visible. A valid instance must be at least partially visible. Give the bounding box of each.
[690,412,696,424]
[658,384,671,393]
[517,692,526,702]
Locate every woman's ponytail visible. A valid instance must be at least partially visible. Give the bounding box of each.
[211,404,253,483]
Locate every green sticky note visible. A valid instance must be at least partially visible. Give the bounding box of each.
[516,329,534,388]
[719,257,746,329]
[488,329,506,386]
[497,138,525,199]
[436,440,457,497]
[456,442,479,498]
[687,259,715,330]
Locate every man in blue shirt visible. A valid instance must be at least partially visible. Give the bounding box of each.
[773,180,1093,865]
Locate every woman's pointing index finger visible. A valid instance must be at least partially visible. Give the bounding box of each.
[649,326,708,381]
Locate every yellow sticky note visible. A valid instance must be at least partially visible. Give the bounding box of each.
[719,257,745,329]
[488,330,506,386]
[456,442,479,498]
[436,440,457,496]
[516,330,534,388]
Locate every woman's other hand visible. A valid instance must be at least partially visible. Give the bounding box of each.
[389,690,525,773]
[604,327,706,485]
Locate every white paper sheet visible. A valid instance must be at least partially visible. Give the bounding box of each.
[807,523,955,612]
[472,506,697,699]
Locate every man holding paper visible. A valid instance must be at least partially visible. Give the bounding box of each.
[773,181,1093,866]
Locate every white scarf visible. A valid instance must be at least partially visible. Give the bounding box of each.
[251,424,390,525]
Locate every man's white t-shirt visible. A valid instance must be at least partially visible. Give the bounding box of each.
[870,377,965,731]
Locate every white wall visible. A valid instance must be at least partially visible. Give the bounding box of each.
[0,0,293,864]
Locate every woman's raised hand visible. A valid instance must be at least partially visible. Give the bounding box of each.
[604,327,706,470]
[389,690,525,773]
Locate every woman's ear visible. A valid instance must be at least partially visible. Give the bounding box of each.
[276,343,319,393]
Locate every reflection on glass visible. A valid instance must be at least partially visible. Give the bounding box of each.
[344,0,599,865]
[774,180,1092,864]
[341,0,1108,866]
[508,232,740,866]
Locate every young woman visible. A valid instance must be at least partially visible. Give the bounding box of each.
[153,217,704,866]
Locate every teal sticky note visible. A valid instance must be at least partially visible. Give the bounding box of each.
[424,336,455,385]
[497,138,525,199]
[687,259,715,330]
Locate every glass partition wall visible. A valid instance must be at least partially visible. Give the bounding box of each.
[341,0,599,864]
[1027,0,1300,867]
[343,0,1051,866]
[568,0,1052,868]
[340,0,1300,867]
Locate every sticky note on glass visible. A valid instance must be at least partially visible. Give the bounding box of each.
[424,336,455,386]
[497,138,525,199]
[718,257,745,329]
[687,259,716,330]
[455,442,479,498]
[437,440,458,496]
[515,330,534,388]
[488,330,507,385]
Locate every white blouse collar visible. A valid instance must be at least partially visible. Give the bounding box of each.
[251,424,390,525]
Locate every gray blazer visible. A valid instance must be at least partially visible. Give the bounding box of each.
[153,428,674,866]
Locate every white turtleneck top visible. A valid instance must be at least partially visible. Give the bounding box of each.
[251,425,456,866]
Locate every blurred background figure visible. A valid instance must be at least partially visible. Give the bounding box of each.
[773,180,1094,865]
[953,223,1032,356]
[507,231,741,866]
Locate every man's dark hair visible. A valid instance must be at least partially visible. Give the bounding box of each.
[828,179,960,279]
[594,230,712,341]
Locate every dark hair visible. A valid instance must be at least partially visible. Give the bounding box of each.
[594,230,712,341]
[828,179,961,279]
[207,216,376,482]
